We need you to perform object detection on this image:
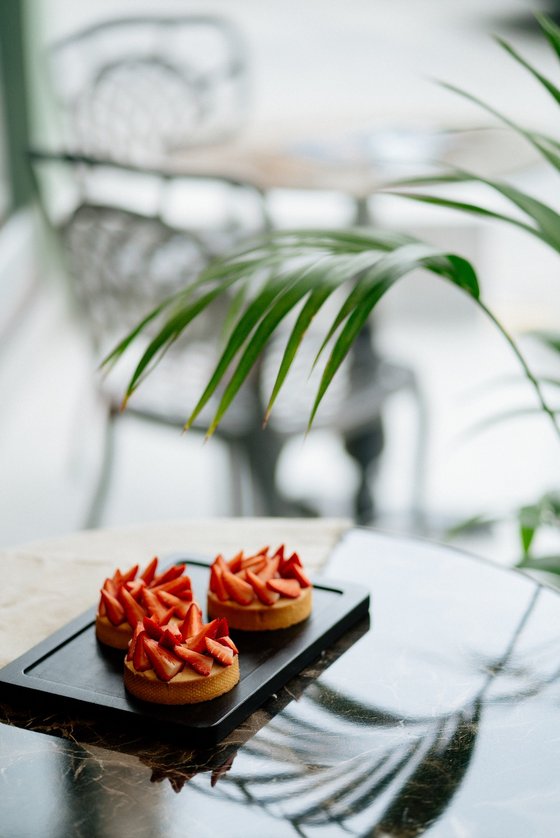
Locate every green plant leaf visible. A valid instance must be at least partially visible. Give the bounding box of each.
[495,35,560,107]
[183,274,290,430]
[517,554,560,575]
[445,514,500,539]
[206,265,337,436]
[529,330,560,354]
[518,504,541,556]
[308,247,478,428]
[536,13,560,61]
[385,191,543,242]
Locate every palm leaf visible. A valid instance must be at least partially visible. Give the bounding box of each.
[495,35,560,107]
[537,13,560,61]
[438,80,560,172]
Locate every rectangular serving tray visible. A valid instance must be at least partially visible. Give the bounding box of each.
[0,557,369,745]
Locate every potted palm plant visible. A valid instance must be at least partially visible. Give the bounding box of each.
[103,15,560,572]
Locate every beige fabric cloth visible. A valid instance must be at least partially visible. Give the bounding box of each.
[0,518,350,668]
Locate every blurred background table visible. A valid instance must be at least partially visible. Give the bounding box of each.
[1,521,560,836]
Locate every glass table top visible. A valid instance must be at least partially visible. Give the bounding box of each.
[1,528,559,837]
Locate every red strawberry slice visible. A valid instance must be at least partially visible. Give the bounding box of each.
[210,565,229,602]
[102,577,118,597]
[153,564,184,587]
[125,579,146,601]
[205,637,234,666]
[257,555,280,583]
[133,632,152,672]
[142,588,170,622]
[127,622,143,661]
[144,638,183,681]
[161,626,183,650]
[214,554,228,572]
[113,569,123,587]
[120,587,146,627]
[100,589,125,626]
[180,603,203,639]
[217,635,239,655]
[140,556,158,585]
[143,616,164,640]
[227,550,244,573]
[267,578,301,598]
[185,619,220,653]
[289,564,312,588]
[272,544,285,561]
[151,577,192,597]
[237,568,248,582]
[98,598,106,617]
[156,590,191,618]
[214,617,229,638]
[247,569,280,606]
[120,564,139,585]
[174,645,213,676]
[223,569,254,605]
[240,555,267,573]
[280,551,302,575]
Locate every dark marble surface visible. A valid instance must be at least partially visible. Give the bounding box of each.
[2,528,560,837]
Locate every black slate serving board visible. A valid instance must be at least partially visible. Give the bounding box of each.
[0,557,369,745]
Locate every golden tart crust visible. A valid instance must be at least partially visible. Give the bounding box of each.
[207,586,312,631]
[124,656,240,705]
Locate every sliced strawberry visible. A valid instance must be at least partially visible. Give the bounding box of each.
[223,569,254,605]
[140,556,158,585]
[240,553,268,571]
[157,590,191,618]
[120,564,139,585]
[125,578,146,601]
[127,622,143,661]
[210,565,229,602]
[257,555,280,583]
[98,597,107,617]
[214,617,229,638]
[152,564,184,587]
[161,626,183,650]
[151,576,192,597]
[133,632,152,672]
[289,563,312,588]
[113,569,123,587]
[227,550,244,573]
[272,544,285,561]
[144,637,183,681]
[180,603,203,639]
[267,577,301,598]
[218,635,239,655]
[174,645,213,676]
[120,587,147,627]
[237,568,248,582]
[142,588,169,622]
[100,589,126,626]
[185,619,221,653]
[280,551,303,575]
[102,577,118,597]
[247,569,280,605]
[143,615,164,641]
[214,554,228,572]
[205,637,234,666]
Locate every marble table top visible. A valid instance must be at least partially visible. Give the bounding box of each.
[1,520,560,837]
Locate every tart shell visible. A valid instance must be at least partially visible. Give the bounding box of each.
[95,614,133,650]
[124,656,240,705]
[207,586,312,631]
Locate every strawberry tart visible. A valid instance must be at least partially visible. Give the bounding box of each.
[96,557,193,650]
[207,545,313,631]
[124,603,240,704]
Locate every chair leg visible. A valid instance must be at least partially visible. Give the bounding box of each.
[345,416,384,524]
[84,405,118,529]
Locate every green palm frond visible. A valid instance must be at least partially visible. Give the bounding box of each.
[102,15,560,442]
